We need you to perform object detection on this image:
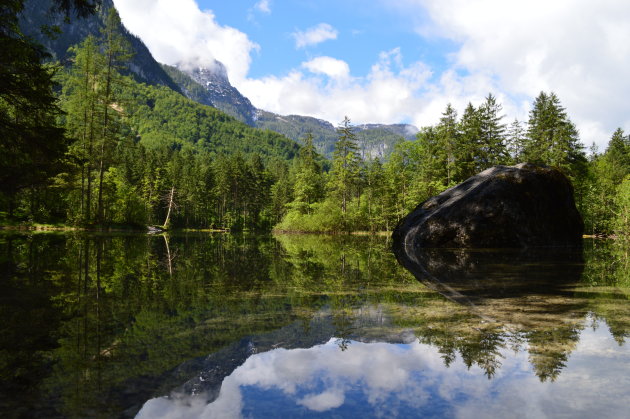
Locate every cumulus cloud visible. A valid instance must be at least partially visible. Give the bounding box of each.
[112,0,258,83]
[237,48,485,129]
[393,0,630,148]
[302,56,350,80]
[292,23,339,49]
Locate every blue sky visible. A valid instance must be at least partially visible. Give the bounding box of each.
[113,0,630,150]
[200,0,454,80]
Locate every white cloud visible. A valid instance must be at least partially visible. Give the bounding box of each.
[391,0,630,149]
[113,0,630,150]
[302,57,350,80]
[254,0,271,14]
[238,48,438,127]
[292,23,339,49]
[112,0,258,83]
[298,390,345,411]
[136,323,630,418]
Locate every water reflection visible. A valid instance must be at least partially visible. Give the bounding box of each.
[137,315,630,419]
[0,233,628,417]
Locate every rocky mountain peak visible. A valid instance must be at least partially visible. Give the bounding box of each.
[175,60,256,125]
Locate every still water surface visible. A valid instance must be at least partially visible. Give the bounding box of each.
[0,232,628,418]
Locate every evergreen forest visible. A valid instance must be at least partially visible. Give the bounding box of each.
[1,2,629,236]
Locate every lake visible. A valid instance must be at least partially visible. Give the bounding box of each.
[1,232,628,418]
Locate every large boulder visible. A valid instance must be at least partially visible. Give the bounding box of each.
[392,163,584,252]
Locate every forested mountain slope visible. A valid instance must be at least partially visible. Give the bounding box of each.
[118,79,300,160]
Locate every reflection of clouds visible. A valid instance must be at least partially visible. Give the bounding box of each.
[298,389,344,411]
[137,322,630,419]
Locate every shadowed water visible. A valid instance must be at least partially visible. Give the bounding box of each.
[0,232,628,418]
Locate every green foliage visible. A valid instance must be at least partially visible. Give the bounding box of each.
[329,116,362,216]
[581,129,630,235]
[614,176,630,236]
[0,0,67,217]
[120,81,299,160]
[523,91,587,180]
[2,231,629,415]
[0,0,623,236]
[274,93,616,234]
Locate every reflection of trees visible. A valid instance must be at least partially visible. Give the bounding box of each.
[580,239,630,345]
[390,241,630,381]
[526,326,583,381]
[1,233,629,416]
[275,235,630,381]
[0,234,67,415]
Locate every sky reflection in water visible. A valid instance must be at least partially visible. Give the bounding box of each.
[137,315,630,419]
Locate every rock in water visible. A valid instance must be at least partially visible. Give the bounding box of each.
[392,163,584,251]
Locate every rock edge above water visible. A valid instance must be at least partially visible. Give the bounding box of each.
[392,163,584,253]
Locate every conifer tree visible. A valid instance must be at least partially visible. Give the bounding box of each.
[64,34,102,223]
[523,92,586,178]
[329,116,361,214]
[95,8,133,222]
[602,128,630,185]
[292,132,323,214]
[363,158,387,230]
[436,103,459,185]
[506,118,526,163]
[457,103,481,179]
[477,93,508,168]
[0,0,65,216]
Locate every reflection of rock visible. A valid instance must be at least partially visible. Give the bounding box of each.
[395,246,587,381]
[395,246,584,318]
[393,163,584,250]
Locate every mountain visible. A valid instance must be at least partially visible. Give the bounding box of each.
[254,110,418,159]
[166,64,419,159]
[120,79,300,161]
[19,0,300,162]
[21,0,419,160]
[19,0,181,92]
[161,62,256,125]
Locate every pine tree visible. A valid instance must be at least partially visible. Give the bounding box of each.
[602,128,630,185]
[292,132,323,214]
[95,8,133,222]
[477,93,508,168]
[436,104,459,185]
[0,0,66,216]
[523,92,586,178]
[329,116,362,214]
[506,119,526,164]
[457,103,481,179]
[363,158,387,231]
[64,34,103,223]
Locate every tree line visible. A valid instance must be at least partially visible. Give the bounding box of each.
[277,95,629,236]
[1,6,297,230]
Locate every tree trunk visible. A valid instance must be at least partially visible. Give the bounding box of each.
[163,186,175,229]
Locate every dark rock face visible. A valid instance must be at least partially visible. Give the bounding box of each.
[393,163,584,252]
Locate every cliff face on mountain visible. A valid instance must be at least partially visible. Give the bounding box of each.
[161,62,257,125]
[20,0,181,91]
